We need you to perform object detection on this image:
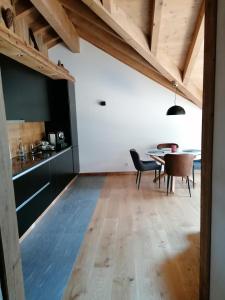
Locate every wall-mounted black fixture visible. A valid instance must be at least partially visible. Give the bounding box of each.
[99,100,106,106]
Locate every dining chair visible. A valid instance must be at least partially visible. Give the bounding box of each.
[164,154,194,197]
[192,159,201,188]
[157,143,179,182]
[130,149,161,189]
[157,143,179,149]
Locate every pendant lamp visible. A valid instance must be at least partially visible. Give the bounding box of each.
[166,81,186,115]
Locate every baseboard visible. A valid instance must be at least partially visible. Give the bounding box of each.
[80,170,201,176]
[80,171,137,176]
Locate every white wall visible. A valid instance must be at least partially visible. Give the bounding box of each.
[49,39,202,173]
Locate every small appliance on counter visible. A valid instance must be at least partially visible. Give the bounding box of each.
[48,131,68,150]
[39,140,55,151]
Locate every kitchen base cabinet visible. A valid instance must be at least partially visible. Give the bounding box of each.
[72,146,79,174]
[14,163,50,209]
[13,148,75,237]
[17,183,51,236]
[50,149,74,200]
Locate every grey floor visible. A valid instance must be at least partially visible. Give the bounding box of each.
[20,175,105,300]
[0,284,2,300]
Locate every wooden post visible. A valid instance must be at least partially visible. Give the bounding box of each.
[200,0,219,299]
[203,0,225,299]
[0,68,25,299]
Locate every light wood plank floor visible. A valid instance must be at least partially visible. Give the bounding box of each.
[64,173,200,300]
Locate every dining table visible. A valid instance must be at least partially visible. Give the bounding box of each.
[146,148,201,192]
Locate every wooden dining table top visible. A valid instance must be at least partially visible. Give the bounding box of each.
[146,148,201,164]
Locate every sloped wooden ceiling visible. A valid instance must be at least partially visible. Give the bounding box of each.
[0,0,204,107]
[68,0,204,107]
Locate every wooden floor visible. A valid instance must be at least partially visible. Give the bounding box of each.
[64,173,200,300]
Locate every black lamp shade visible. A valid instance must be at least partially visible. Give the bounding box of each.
[166,105,186,115]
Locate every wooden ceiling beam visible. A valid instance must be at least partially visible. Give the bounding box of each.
[14,1,36,19]
[32,23,51,35]
[102,0,112,13]
[30,0,80,53]
[151,0,164,56]
[0,24,74,80]
[81,0,202,106]
[65,5,187,100]
[46,37,62,49]
[183,0,205,85]
[42,27,58,44]
[46,37,61,49]
[61,0,124,42]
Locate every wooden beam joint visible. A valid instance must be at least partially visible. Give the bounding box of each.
[31,0,80,53]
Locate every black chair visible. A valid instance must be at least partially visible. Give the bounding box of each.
[130,149,161,189]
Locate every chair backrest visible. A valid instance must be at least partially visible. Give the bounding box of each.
[157,143,179,149]
[129,149,142,171]
[164,154,194,177]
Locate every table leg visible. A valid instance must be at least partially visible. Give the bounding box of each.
[171,176,176,193]
[153,172,166,183]
[154,173,176,193]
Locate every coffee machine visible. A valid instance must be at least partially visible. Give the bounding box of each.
[48,131,68,150]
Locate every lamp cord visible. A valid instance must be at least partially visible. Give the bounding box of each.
[174,86,177,105]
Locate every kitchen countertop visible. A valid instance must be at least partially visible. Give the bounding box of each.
[12,146,72,180]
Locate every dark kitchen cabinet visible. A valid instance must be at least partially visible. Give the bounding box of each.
[73,146,80,174]
[68,81,79,147]
[17,183,51,236]
[14,163,50,209]
[14,148,75,237]
[68,81,80,173]
[50,149,74,199]
[45,80,80,173]
[0,55,50,121]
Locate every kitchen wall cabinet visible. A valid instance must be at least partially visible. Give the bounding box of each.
[67,81,80,173]
[1,55,79,174]
[0,55,50,121]
[45,80,80,173]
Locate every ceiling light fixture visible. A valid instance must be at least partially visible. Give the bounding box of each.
[166,81,186,115]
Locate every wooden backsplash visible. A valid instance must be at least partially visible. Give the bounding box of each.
[7,122,45,158]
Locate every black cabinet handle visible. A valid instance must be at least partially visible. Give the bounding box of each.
[16,182,50,212]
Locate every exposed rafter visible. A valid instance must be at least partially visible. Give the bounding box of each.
[32,23,51,35]
[81,0,202,106]
[0,24,74,80]
[14,1,36,19]
[102,0,112,13]
[151,0,164,56]
[183,0,205,84]
[31,0,80,53]
[64,5,185,98]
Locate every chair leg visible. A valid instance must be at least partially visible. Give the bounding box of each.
[170,176,173,193]
[154,169,156,180]
[136,171,139,184]
[187,176,191,197]
[192,165,195,188]
[138,172,142,189]
[159,169,161,188]
[167,175,170,195]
